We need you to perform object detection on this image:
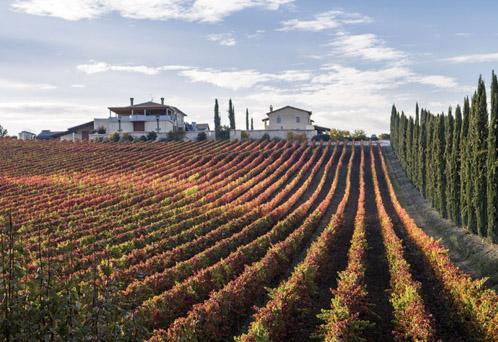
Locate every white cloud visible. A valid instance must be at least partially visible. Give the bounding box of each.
[178,68,312,90]
[12,0,105,21]
[12,0,294,22]
[279,10,371,32]
[0,78,56,90]
[71,84,86,88]
[240,63,459,133]
[77,61,189,75]
[76,59,456,92]
[329,33,406,61]
[76,61,312,90]
[207,33,236,46]
[411,75,458,88]
[77,61,161,75]
[0,101,98,135]
[247,30,265,39]
[444,52,498,64]
[312,64,411,89]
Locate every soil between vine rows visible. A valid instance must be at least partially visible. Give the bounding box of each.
[301,145,361,341]
[275,145,358,341]
[235,145,347,339]
[363,148,395,342]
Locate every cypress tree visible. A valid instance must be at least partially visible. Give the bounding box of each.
[251,118,254,131]
[434,114,446,216]
[245,109,249,131]
[214,99,221,139]
[406,116,414,179]
[228,99,236,130]
[426,113,435,204]
[469,78,488,236]
[413,107,419,186]
[399,111,407,168]
[466,93,479,232]
[487,71,498,242]
[445,107,454,218]
[460,97,471,227]
[418,109,427,195]
[391,105,397,148]
[449,105,462,224]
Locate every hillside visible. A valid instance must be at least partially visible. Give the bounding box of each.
[0,139,496,341]
[383,145,498,289]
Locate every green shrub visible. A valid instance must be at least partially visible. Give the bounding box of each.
[108,132,120,142]
[147,131,158,141]
[197,132,207,141]
[287,132,307,143]
[121,133,133,142]
[216,126,230,140]
[167,129,186,141]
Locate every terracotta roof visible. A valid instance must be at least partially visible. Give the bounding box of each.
[108,101,187,116]
[265,105,312,116]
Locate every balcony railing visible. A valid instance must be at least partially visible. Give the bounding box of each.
[108,115,175,122]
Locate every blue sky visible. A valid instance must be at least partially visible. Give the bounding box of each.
[1,0,498,135]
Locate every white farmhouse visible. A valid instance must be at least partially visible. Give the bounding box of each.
[262,106,314,130]
[93,97,187,139]
[230,105,322,141]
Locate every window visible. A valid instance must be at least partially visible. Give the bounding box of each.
[277,115,281,124]
[296,116,300,123]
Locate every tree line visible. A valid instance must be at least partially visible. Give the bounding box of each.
[214,98,254,140]
[390,72,497,243]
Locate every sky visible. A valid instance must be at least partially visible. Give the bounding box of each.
[1,0,498,136]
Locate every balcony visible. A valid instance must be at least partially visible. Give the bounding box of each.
[108,115,175,122]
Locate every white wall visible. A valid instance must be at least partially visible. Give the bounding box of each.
[184,131,216,141]
[144,121,174,133]
[230,129,317,141]
[266,108,311,130]
[94,119,109,132]
[60,132,81,141]
[19,132,36,140]
[93,118,174,134]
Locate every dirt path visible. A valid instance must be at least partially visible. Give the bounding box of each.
[361,148,395,341]
[374,147,471,341]
[382,145,498,290]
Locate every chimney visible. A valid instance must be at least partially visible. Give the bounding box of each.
[270,105,273,112]
[130,97,134,106]
[161,97,165,105]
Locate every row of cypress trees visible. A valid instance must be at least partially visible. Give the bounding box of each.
[214,99,255,139]
[391,72,498,243]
